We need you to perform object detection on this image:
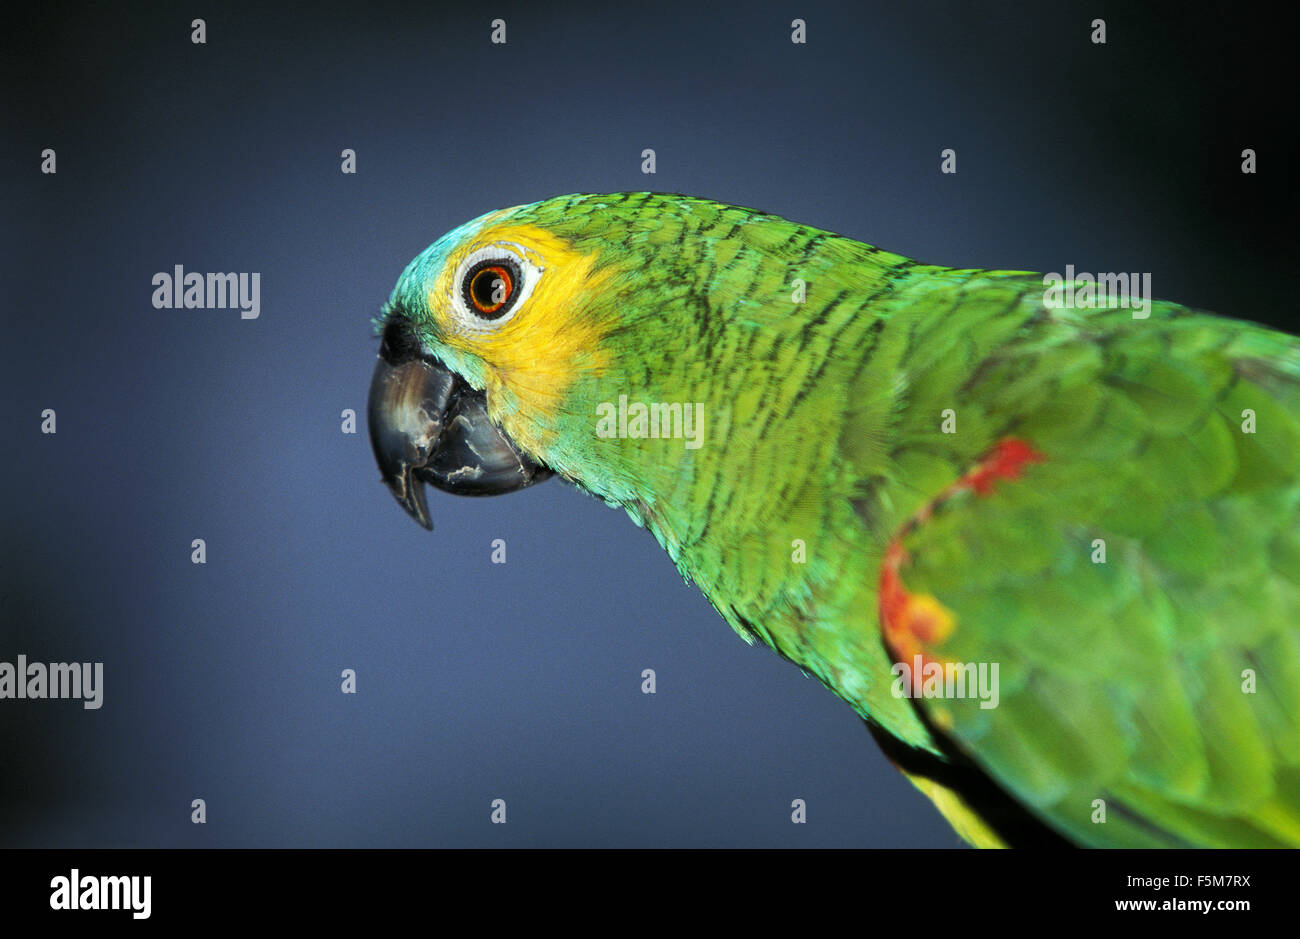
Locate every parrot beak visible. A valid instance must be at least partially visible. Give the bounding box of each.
[367,325,552,530]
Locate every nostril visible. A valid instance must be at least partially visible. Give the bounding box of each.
[378,311,420,364]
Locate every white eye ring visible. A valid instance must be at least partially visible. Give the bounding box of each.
[447,242,544,334]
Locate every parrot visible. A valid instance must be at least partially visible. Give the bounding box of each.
[366,192,1300,848]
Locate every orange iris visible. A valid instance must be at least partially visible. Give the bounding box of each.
[468,265,513,315]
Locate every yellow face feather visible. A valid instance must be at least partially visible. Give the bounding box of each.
[424,221,616,453]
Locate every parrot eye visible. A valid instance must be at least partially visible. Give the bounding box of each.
[462,259,520,320]
[447,244,540,333]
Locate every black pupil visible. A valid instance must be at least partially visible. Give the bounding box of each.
[472,268,507,310]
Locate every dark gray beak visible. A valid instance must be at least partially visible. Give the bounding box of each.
[367,319,552,530]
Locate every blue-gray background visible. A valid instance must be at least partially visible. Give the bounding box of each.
[2,1,1295,847]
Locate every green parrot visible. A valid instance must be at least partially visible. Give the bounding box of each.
[366,192,1300,848]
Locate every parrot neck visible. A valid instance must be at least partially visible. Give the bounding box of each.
[518,271,968,756]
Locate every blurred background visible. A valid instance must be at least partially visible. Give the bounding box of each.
[1,0,1295,846]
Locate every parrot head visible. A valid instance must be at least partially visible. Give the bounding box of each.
[368,192,752,532]
[366,201,559,530]
[367,195,634,530]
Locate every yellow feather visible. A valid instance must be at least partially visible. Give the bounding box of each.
[902,770,1009,848]
[427,222,615,453]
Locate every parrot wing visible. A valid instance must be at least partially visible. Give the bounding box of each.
[866,295,1300,847]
